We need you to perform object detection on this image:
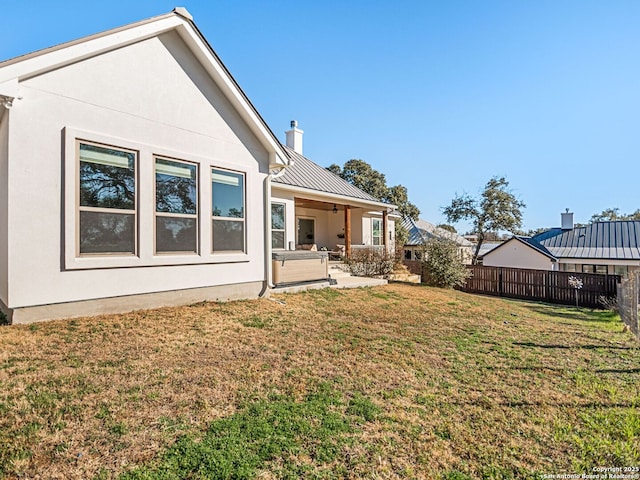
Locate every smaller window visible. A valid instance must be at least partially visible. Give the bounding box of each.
[404,249,412,260]
[614,265,628,277]
[561,263,577,272]
[155,157,198,254]
[372,218,382,246]
[271,203,286,250]
[212,169,245,253]
[595,265,608,275]
[415,250,422,261]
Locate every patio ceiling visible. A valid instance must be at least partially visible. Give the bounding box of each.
[295,198,349,212]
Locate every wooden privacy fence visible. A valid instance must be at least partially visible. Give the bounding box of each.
[459,265,620,309]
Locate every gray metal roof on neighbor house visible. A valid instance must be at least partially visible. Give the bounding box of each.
[273,146,386,204]
[402,217,473,247]
[531,221,640,260]
[477,241,503,257]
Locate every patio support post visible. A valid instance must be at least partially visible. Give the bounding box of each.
[382,210,388,250]
[345,205,351,257]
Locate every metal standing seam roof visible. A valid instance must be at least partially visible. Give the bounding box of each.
[531,221,640,260]
[401,217,473,247]
[514,236,557,260]
[272,146,387,204]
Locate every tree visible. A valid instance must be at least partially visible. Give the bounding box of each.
[330,159,389,200]
[421,238,471,288]
[436,224,457,234]
[385,185,420,220]
[590,208,640,223]
[327,159,420,221]
[443,176,525,265]
[522,227,548,237]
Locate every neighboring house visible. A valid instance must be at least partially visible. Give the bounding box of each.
[0,9,394,323]
[482,211,640,276]
[271,123,397,257]
[480,236,556,270]
[402,217,473,265]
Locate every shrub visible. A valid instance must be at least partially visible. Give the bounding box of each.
[598,295,619,314]
[422,238,471,288]
[345,247,394,277]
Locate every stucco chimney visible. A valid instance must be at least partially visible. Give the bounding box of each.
[285,120,303,155]
[561,209,574,230]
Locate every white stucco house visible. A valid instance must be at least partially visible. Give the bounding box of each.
[480,236,557,270]
[482,211,640,276]
[0,8,395,323]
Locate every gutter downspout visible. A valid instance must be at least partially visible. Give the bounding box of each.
[259,161,290,297]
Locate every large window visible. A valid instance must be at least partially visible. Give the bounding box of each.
[212,169,245,252]
[271,203,286,249]
[582,264,608,274]
[155,158,198,254]
[372,218,382,246]
[78,142,136,255]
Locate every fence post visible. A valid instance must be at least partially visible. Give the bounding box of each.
[499,267,503,297]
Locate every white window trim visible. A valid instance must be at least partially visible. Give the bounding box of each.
[211,167,246,254]
[77,139,139,258]
[154,156,199,255]
[63,127,250,270]
[271,202,286,250]
[372,218,382,246]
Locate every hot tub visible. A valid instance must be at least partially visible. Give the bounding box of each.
[272,251,329,286]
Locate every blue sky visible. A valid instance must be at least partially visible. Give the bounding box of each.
[2,1,638,233]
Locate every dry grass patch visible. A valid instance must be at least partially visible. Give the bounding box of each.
[0,284,638,479]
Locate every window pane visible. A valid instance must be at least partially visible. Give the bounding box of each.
[272,231,285,249]
[212,169,244,218]
[213,220,244,252]
[156,217,197,253]
[80,211,135,254]
[156,159,197,215]
[80,143,135,210]
[595,265,607,274]
[372,218,382,245]
[271,203,285,230]
[372,219,381,236]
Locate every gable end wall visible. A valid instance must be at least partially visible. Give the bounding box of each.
[5,32,270,310]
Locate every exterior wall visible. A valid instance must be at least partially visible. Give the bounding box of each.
[558,258,640,276]
[6,32,270,310]
[11,281,263,324]
[0,108,8,308]
[482,239,555,271]
[362,213,396,253]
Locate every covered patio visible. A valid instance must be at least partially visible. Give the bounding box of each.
[292,198,392,258]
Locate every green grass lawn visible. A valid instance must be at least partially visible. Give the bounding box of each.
[0,284,638,479]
